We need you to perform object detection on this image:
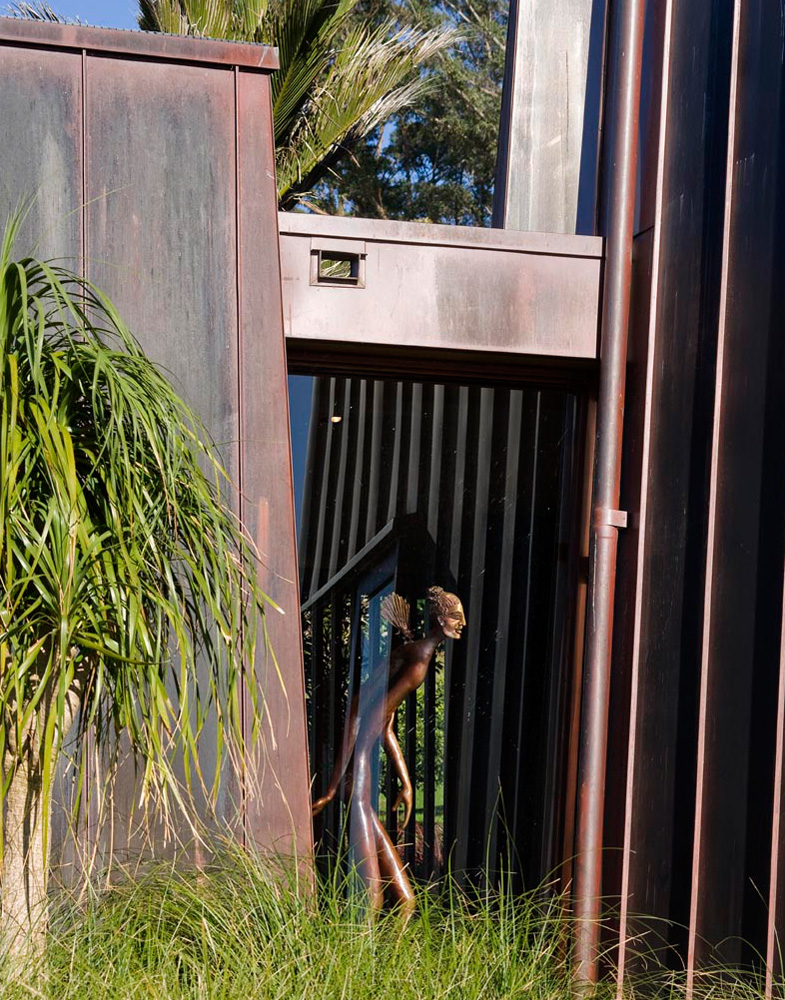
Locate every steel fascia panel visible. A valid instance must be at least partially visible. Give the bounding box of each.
[279,218,602,364]
[0,16,278,70]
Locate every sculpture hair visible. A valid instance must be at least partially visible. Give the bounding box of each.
[428,586,461,619]
[380,592,413,641]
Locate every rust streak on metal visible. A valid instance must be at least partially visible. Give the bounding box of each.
[0,16,278,70]
[573,0,647,983]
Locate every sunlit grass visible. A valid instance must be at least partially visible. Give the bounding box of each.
[0,845,583,1000]
[0,843,778,999]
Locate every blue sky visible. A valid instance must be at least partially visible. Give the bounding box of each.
[47,0,138,29]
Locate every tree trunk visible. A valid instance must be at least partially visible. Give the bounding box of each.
[2,753,48,960]
[2,680,81,963]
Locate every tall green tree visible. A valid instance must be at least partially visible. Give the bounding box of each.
[0,212,271,953]
[310,0,508,225]
[136,0,455,209]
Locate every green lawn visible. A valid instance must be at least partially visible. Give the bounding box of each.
[377,781,444,825]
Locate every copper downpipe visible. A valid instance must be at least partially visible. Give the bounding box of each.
[572,0,647,983]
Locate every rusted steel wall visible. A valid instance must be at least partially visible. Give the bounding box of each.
[494,0,607,234]
[608,0,785,987]
[279,214,603,367]
[607,0,733,975]
[0,19,311,864]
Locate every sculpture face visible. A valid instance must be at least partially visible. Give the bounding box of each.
[438,595,466,639]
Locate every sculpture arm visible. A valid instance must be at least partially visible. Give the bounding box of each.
[384,713,413,829]
[312,697,360,816]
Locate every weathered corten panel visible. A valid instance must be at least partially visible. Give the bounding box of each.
[494,0,606,234]
[85,56,239,469]
[603,0,785,987]
[236,69,311,856]
[0,45,82,263]
[691,0,785,976]
[0,19,311,863]
[84,54,241,849]
[279,213,603,365]
[598,0,736,981]
[0,39,86,873]
[610,0,733,978]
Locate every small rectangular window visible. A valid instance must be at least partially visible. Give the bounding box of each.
[317,250,362,285]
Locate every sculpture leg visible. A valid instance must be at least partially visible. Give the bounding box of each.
[372,810,416,921]
[349,751,384,913]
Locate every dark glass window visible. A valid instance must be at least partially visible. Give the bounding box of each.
[289,374,585,888]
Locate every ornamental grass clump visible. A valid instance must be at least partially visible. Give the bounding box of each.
[0,847,774,1000]
[0,847,582,1000]
[0,213,272,955]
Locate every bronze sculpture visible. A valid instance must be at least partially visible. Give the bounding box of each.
[312,586,465,917]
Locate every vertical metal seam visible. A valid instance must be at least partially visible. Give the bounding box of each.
[484,390,523,857]
[311,380,337,596]
[491,0,520,227]
[615,0,674,987]
[263,72,314,862]
[406,382,423,513]
[80,45,93,864]
[346,379,367,559]
[686,0,742,983]
[560,399,596,895]
[327,379,352,577]
[233,64,247,847]
[386,382,405,522]
[365,382,383,541]
[454,388,494,868]
[512,393,542,848]
[81,49,87,280]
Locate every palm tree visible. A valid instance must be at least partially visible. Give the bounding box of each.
[136,0,454,209]
[0,212,272,953]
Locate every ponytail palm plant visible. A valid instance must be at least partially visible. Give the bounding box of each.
[0,214,271,948]
[137,0,455,208]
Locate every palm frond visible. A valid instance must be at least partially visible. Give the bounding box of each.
[138,0,233,37]
[137,0,457,204]
[233,0,269,41]
[277,19,458,205]
[6,2,68,21]
[0,213,272,862]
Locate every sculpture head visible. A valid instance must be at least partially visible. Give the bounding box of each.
[428,586,466,639]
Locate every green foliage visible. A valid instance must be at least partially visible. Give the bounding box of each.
[0,845,775,999]
[136,0,455,209]
[5,2,65,20]
[1,847,582,999]
[310,0,508,225]
[416,649,444,783]
[0,211,271,851]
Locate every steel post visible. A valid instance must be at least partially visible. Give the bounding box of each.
[573,0,647,982]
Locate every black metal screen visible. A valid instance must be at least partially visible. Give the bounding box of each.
[292,375,586,888]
